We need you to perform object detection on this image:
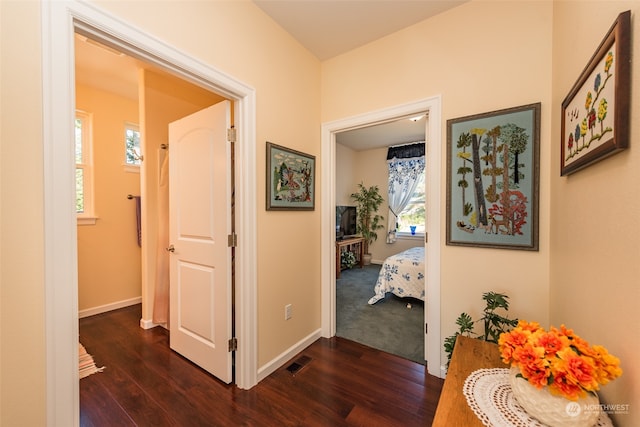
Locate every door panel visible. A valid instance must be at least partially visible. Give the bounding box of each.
[169,101,232,383]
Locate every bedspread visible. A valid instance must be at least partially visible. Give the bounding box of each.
[368,246,425,304]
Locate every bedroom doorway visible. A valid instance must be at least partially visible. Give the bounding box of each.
[320,97,443,378]
[334,118,426,364]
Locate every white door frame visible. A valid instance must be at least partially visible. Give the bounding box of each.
[42,2,258,425]
[320,97,442,378]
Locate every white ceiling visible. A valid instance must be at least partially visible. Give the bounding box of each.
[335,115,427,151]
[76,1,464,150]
[253,0,466,61]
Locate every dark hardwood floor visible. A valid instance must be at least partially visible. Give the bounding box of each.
[80,304,444,426]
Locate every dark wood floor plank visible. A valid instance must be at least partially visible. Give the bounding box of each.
[296,341,430,417]
[80,304,443,426]
[79,374,136,427]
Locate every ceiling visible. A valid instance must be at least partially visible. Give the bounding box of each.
[335,115,427,151]
[254,0,464,150]
[253,0,466,61]
[76,1,465,150]
[75,34,142,101]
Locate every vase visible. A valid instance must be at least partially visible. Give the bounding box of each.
[362,253,372,265]
[509,367,600,427]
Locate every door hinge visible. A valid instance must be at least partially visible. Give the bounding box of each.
[228,232,237,247]
[228,337,238,352]
[227,127,236,143]
[425,233,428,243]
[425,323,428,334]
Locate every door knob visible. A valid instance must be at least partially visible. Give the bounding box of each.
[166,245,175,253]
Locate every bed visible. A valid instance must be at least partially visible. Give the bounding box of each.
[368,246,425,305]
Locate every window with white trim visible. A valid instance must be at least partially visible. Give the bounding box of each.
[124,122,141,171]
[75,110,95,223]
[396,172,425,235]
[386,142,426,242]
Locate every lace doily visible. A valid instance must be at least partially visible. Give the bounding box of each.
[463,368,614,427]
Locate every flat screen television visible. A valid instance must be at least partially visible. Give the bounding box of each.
[336,205,357,240]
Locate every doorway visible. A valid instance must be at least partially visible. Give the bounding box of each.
[333,117,426,363]
[42,3,258,425]
[74,33,230,326]
[320,97,443,378]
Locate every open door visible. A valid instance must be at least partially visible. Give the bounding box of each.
[168,100,233,383]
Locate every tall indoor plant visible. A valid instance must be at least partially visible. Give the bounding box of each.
[351,182,384,264]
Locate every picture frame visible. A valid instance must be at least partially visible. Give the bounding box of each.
[266,142,315,210]
[560,10,631,176]
[446,103,540,251]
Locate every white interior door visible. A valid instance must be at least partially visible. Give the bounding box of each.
[168,100,232,383]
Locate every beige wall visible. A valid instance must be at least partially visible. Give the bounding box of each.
[76,84,142,312]
[1,2,46,425]
[1,1,321,424]
[551,2,639,424]
[335,143,357,206]
[323,0,553,365]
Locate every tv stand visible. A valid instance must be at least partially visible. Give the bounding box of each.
[336,237,364,279]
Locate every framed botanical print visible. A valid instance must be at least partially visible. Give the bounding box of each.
[560,11,631,176]
[446,103,540,251]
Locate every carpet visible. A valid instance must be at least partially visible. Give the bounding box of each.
[336,264,425,364]
[79,343,104,379]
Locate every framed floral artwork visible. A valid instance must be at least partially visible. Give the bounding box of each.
[560,10,631,176]
[446,103,540,251]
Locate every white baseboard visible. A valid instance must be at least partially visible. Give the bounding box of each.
[78,296,141,318]
[140,318,167,330]
[257,329,322,382]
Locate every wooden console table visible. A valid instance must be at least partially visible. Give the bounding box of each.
[335,237,364,279]
[432,335,507,426]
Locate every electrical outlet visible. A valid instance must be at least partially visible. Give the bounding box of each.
[285,304,292,320]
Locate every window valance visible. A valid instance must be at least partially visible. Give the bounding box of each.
[386,142,425,160]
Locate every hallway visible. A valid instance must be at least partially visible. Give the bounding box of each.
[79,305,443,426]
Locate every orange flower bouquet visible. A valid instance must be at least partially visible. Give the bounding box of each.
[499,320,622,401]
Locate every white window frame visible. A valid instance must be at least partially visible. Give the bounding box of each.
[123,122,141,173]
[395,171,425,239]
[76,110,96,225]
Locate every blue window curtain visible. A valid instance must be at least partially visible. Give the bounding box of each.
[386,142,425,243]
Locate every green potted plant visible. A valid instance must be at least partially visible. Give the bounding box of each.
[350,182,384,264]
[443,291,518,368]
[340,250,357,270]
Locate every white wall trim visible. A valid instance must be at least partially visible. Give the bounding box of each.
[320,97,443,378]
[140,318,166,330]
[78,296,142,319]
[43,2,258,425]
[256,329,322,382]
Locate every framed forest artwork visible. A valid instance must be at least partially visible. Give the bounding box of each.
[446,103,540,251]
[561,10,630,176]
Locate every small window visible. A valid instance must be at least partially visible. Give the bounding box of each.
[124,123,141,168]
[396,172,425,235]
[76,111,95,223]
